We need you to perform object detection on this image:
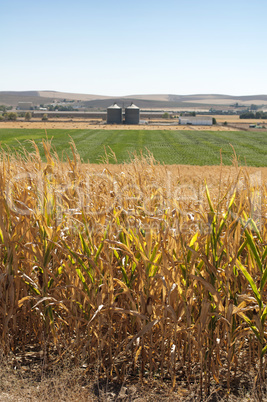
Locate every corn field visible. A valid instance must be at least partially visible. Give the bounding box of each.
[0,140,267,399]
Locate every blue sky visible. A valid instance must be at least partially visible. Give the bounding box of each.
[1,0,267,95]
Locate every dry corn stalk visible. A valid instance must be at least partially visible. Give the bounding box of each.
[0,141,266,397]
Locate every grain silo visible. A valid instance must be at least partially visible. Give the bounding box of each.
[125,103,140,125]
[107,103,122,124]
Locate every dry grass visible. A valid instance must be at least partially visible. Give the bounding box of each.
[0,142,267,400]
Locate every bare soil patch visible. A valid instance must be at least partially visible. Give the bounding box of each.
[0,354,264,401]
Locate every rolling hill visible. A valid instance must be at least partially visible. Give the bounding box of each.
[1,91,267,110]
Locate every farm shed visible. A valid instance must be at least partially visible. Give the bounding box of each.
[107,103,122,124]
[179,116,213,126]
[17,102,33,110]
[125,103,140,125]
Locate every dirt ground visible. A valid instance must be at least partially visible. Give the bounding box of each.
[0,354,265,402]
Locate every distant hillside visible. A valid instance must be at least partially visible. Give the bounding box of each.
[0,91,58,107]
[38,91,112,101]
[82,97,213,110]
[1,91,267,109]
[0,91,112,107]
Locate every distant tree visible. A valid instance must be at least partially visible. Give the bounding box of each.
[25,112,32,121]
[240,112,255,119]
[0,105,12,112]
[162,112,170,119]
[212,117,217,125]
[57,105,75,111]
[0,115,4,121]
[7,112,17,121]
[251,104,258,111]
[42,114,48,121]
[223,121,228,126]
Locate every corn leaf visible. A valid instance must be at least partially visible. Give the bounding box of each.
[245,229,263,273]
[236,260,262,309]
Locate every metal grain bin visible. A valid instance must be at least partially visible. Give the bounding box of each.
[107,103,122,124]
[125,103,140,125]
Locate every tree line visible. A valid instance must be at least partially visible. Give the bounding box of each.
[240,111,267,119]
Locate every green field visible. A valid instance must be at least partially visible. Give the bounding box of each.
[0,128,267,165]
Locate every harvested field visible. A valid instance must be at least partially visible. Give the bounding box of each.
[0,120,237,131]
[214,115,267,124]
